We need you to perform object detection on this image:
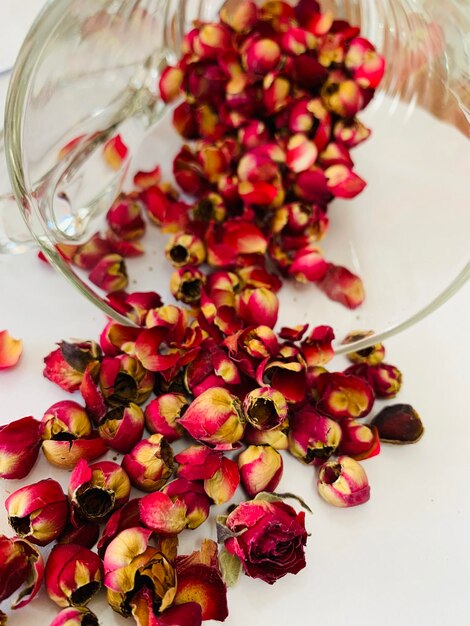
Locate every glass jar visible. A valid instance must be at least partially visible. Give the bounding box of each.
[1,0,469,353]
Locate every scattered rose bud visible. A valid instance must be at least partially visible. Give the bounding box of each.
[204,456,240,505]
[103,527,176,616]
[43,340,102,393]
[222,498,307,584]
[103,134,128,170]
[178,387,245,450]
[0,416,41,479]
[371,404,424,444]
[243,386,288,430]
[122,433,175,492]
[301,325,335,367]
[49,607,99,626]
[237,287,279,329]
[165,232,206,267]
[45,544,103,608]
[163,478,212,530]
[318,263,365,309]
[107,197,146,240]
[97,499,141,559]
[315,371,375,420]
[344,330,385,365]
[338,420,380,460]
[317,456,370,507]
[244,422,290,450]
[288,406,342,464]
[170,266,206,304]
[0,330,23,369]
[144,393,187,441]
[89,253,129,293]
[139,491,188,535]
[368,363,403,398]
[238,445,283,497]
[175,444,223,481]
[98,403,145,453]
[5,479,68,546]
[69,459,131,522]
[0,534,44,609]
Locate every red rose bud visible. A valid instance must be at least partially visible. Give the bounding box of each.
[139,491,188,535]
[317,456,370,507]
[237,287,279,328]
[220,0,258,32]
[40,401,106,469]
[0,534,44,609]
[321,72,364,118]
[165,233,206,268]
[103,134,128,170]
[106,197,146,241]
[170,266,206,304]
[133,165,161,189]
[0,416,41,479]
[193,192,226,223]
[288,406,342,464]
[43,340,101,393]
[244,37,281,74]
[288,246,327,283]
[345,37,385,89]
[163,478,212,530]
[325,165,366,199]
[256,345,307,403]
[97,499,141,559]
[124,291,164,325]
[98,354,154,407]
[178,387,245,450]
[5,479,68,546]
[334,118,371,148]
[316,372,375,420]
[49,607,99,626]
[159,66,184,103]
[45,544,103,608]
[318,263,365,309]
[371,404,424,444]
[145,393,187,442]
[279,324,309,342]
[244,422,290,450]
[103,527,176,617]
[98,403,145,453]
[368,363,403,398]
[122,433,175,492]
[224,498,307,584]
[344,330,385,365]
[238,445,283,498]
[301,325,335,367]
[318,141,354,168]
[175,444,223,481]
[69,459,131,522]
[243,386,288,430]
[73,234,113,270]
[0,329,22,369]
[204,456,240,505]
[286,133,318,173]
[89,253,128,293]
[173,540,228,622]
[338,420,380,460]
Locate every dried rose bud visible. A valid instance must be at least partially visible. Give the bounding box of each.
[194,192,226,223]
[288,406,342,464]
[178,387,245,450]
[0,329,22,369]
[89,253,128,293]
[73,234,113,270]
[98,403,145,453]
[344,362,403,399]
[139,491,188,535]
[318,456,370,507]
[243,37,281,74]
[244,422,289,450]
[45,544,103,608]
[220,0,258,32]
[122,433,174,492]
[40,401,107,469]
[301,325,335,367]
[286,133,318,173]
[159,66,184,103]
[133,165,161,189]
[175,444,223,481]
[237,287,279,329]
[144,393,187,442]
[103,134,128,170]
[97,499,141,559]
[5,479,68,546]
[106,197,145,241]
[345,37,385,89]
[170,266,206,304]
[318,263,365,309]
[288,246,327,283]
[165,232,206,268]
[256,345,307,403]
[243,386,288,431]
[44,340,101,393]
[104,527,176,617]
[344,330,385,365]
[338,420,380,460]
[98,354,154,407]
[0,534,44,609]
[325,164,366,199]
[334,118,371,148]
[49,607,99,626]
[238,445,283,498]
[371,404,424,444]
[69,459,131,522]
[316,372,375,420]
[321,72,364,118]
[163,478,211,530]
[173,540,228,622]
[204,456,240,505]
[0,416,41,479]
[318,142,353,168]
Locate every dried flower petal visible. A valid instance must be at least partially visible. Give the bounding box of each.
[204,456,240,505]
[139,491,188,535]
[0,330,22,369]
[103,134,129,170]
[238,445,283,497]
[0,534,44,609]
[49,607,99,626]
[318,263,365,309]
[0,416,41,479]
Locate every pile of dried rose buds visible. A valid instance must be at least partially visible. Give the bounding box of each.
[0,1,425,625]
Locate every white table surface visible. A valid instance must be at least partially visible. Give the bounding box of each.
[1,2,470,624]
